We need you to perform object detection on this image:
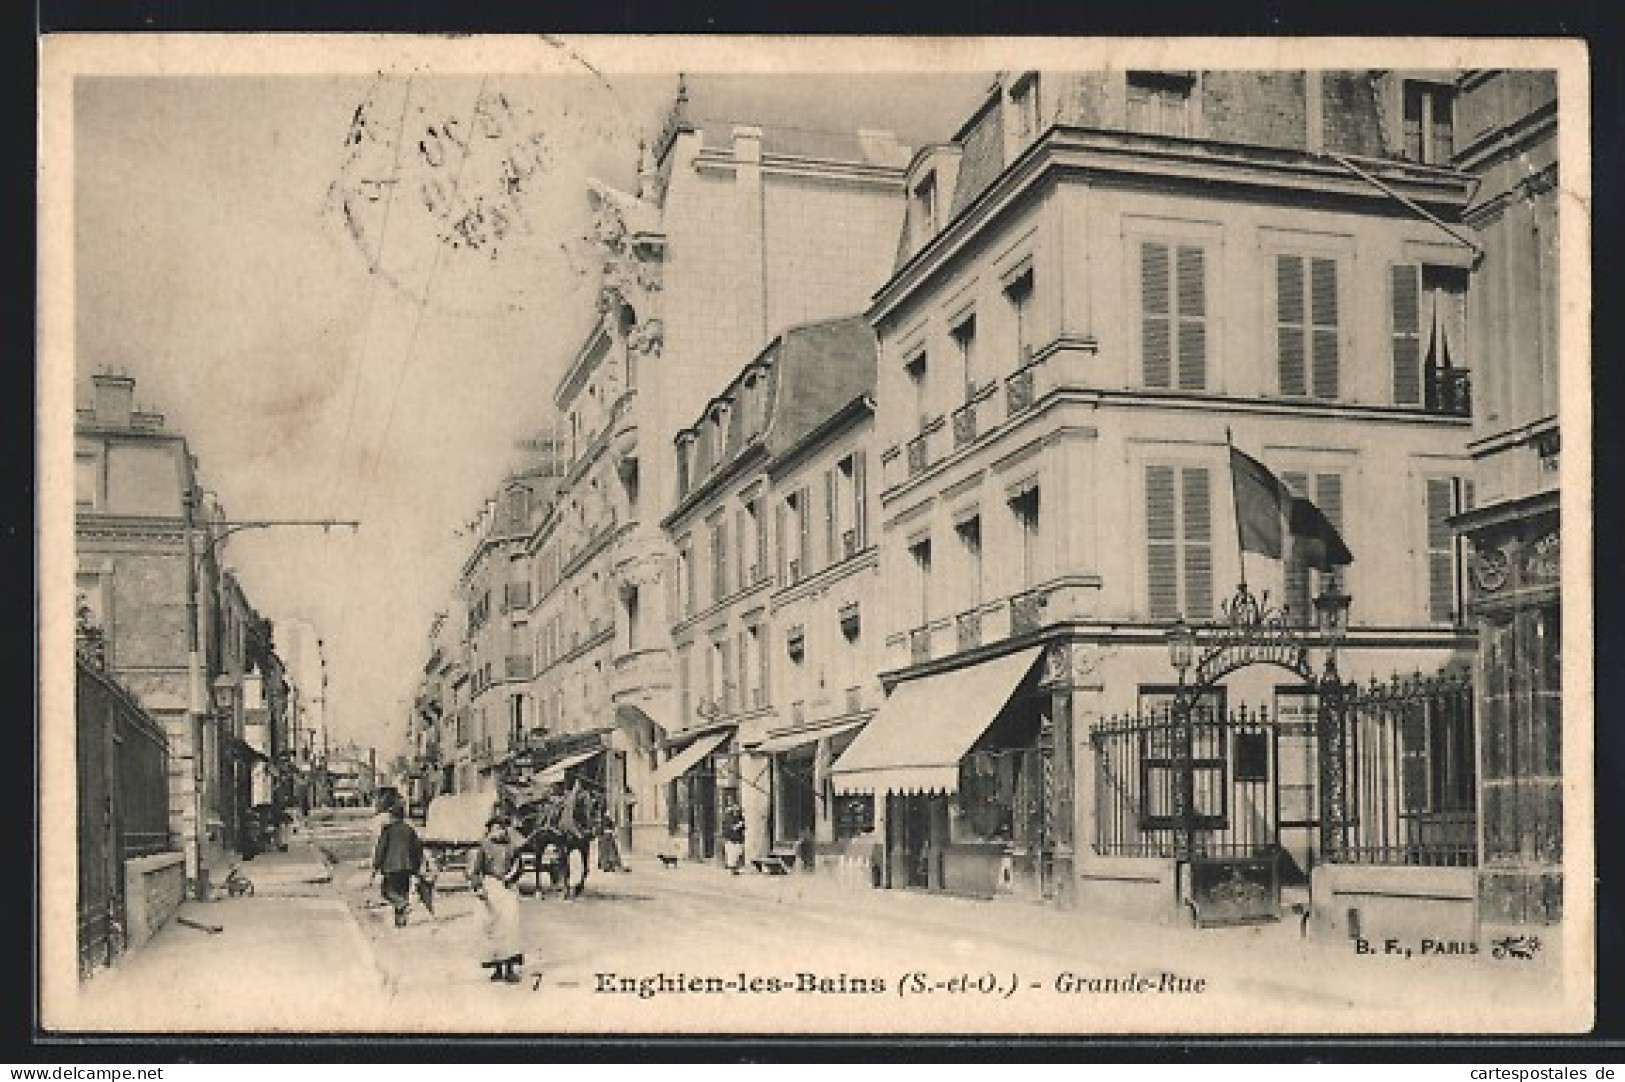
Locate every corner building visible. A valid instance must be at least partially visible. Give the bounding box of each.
[844,71,1485,933]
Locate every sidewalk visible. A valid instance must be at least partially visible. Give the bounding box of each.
[62,837,386,1033]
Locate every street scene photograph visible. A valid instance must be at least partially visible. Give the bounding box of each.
[38,35,1591,1036]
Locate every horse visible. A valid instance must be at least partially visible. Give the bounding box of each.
[513,781,596,900]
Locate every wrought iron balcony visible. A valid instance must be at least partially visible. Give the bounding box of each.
[957,609,983,651]
[906,433,930,478]
[952,402,978,449]
[909,626,932,664]
[839,599,860,639]
[1425,365,1472,417]
[1006,366,1036,415]
[1010,589,1047,636]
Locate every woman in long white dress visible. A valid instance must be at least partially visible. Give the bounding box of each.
[469,815,526,983]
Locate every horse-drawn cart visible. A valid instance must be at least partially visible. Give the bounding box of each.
[420,791,499,892]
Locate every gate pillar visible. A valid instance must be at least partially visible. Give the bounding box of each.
[1040,640,1106,908]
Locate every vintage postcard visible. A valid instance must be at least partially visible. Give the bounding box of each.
[38,35,1593,1036]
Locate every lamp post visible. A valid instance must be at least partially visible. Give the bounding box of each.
[1312,586,1352,863]
[1164,616,1197,863]
[181,493,358,898]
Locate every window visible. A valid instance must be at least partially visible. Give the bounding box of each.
[1426,477,1474,624]
[836,453,866,555]
[75,453,99,509]
[1009,74,1040,141]
[780,488,810,584]
[739,497,765,586]
[1006,269,1034,365]
[1136,686,1226,830]
[1281,471,1346,627]
[1140,242,1207,390]
[912,172,939,243]
[1145,465,1213,620]
[1403,81,1455,165]
[910,536,934,627]
[952,315,979,399]
[677,645,692,725]
[676,437,693,497]
[1391,264,1469,409]
[905,352,929,429]
[709,516,729,604]
[677,540,695,617]
[1277,254,1340,400]
[1126,71,1195,137]
[955,515,983,610]
[1011,486,1041,590]
[748,622,768,707]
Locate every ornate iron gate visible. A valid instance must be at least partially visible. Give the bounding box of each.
[1092,703,1283,925]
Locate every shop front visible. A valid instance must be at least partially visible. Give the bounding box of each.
[831,646,1054,901]
[752,717,867,873]
[649,728,734,861]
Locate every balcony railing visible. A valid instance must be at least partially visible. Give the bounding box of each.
[952,402,978,449]
[504,655,533,680]
[842,529,858,559]
[1006,366,1036,415]
[906,433,930,478]
[1425,365,1472,417]
[909,626,932,665]
[1010,589,1047,636]
[957,609,983,651]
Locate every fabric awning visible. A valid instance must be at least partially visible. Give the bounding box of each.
[649,731,731,787]
[422,791,499,845]
[753,717,867,756]
[831,646,1042,796]
[535,748,603,787]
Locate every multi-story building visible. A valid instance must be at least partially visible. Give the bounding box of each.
[660,315,881,864]
[487,81,915,857]
[836,71,1482,929]
[1450,70,1563,933]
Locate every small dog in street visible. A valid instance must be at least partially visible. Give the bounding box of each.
[656,853,679,869]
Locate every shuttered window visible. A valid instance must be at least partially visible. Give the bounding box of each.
[1392,264,1423,405]
[824,469,838,571]
[1277,254,1340,399]
[1426,477,1473,624]
[1145,464,1213,621]
[1281,471,1346,626]
[852,451,868,549]
[1141,242,1207,390]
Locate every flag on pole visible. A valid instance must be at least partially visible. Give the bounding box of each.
[1288,496,1354,571]
[1228,445,1354,569]
[1229,446,1289,559]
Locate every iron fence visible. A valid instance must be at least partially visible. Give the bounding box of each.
[1322,671,1477,867]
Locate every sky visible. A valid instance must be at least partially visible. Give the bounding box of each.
[70,52,992,757]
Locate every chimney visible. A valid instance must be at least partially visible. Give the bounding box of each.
[91,371,136,428]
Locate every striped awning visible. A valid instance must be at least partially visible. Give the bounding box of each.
[753,717,867,756]
[535,748,603,787]
[830,646,1041,796]
[649,731,731,787]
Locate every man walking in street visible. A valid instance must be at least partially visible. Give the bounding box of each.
[372,801,424,928]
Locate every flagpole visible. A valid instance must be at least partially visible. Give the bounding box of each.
[1225,427,1247,590]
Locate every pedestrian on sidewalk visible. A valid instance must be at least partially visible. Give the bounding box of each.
[372,802,423,928]
[470,814,526,983]
[721,800,746,875]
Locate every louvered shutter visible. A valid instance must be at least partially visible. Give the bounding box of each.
[1277,255,1307,396]
[1315,473,1346,598]
[1181,467,1213,618]
[1282,471,1312,625]
[1392,264,1423,405]
[853,451,867,549]
[775,504,787,584]
[1426,478,1456,623]
[1176,246,1207,390]
[824,469,837,569]
[1146,465,1179,620]
[797,486,811,581]
[1141,243,1172,388]
[1310,257,1340,399]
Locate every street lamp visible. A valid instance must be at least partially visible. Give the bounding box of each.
[1312,588,1352,677]
[1165,616,1196,683]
